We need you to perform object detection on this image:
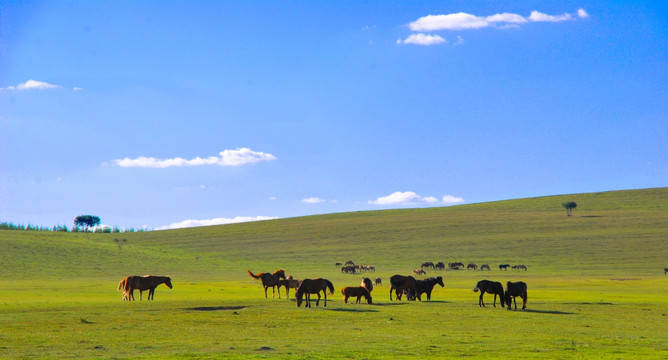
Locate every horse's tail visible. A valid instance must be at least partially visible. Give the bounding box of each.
[247,269,261,279]
[326,279,334,295]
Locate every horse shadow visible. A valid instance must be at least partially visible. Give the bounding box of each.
[328,308,379,313]
[522,309,574,315]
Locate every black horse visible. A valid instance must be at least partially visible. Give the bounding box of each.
[473,280,504,308]
[504,281,527,310]
[415,276,444,301]
[498,264,510,271]
[389,274,418,301]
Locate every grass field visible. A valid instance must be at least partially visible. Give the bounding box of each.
[1,188,667,359]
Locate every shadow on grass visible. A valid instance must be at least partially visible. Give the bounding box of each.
[328,308,379,313]
[186,306,246,311]
[522,309,574,315]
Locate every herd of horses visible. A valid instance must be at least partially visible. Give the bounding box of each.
[473,279,528,310]
[417,262,528,272]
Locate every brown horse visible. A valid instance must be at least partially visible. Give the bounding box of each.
[278,276,301,299]
[125,275,173,301]
[361,277,373,293]
[512,264,527,271]
[389,274,418,301]
[505,281,528,310]
[467,263,478,270]
[473,280,505,308]
[296,278,334,307]
[415,276,444,301]
[480,264,491,271]
[374,277,382,286]
[247,269,287,298]
[117,276,132,301]
[341,286,372,304]
[413,269,426,276]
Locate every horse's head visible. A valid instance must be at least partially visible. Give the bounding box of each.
[165,277,173,289]
[296,291,303,307]
[275,269,287,279]
[435,276,444,287]
[504,291,512,309]
[366,293,373,304]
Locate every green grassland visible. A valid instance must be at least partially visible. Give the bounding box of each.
[1,188,667,359]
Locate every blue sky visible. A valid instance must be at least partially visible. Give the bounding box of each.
[1,1,666,230]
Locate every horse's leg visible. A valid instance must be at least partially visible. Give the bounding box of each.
[389,287,394,301]
[479,292,485,307]
[492,293,497,308]
[323,291,327,307]
[522,292,527,309]
[316,292,321,307]
[263,285,268,299]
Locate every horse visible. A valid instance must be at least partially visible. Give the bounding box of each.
[449,262,464,270]
[374,277,382,286]
[415,276,444,301]
[296,278,334,307]
[341,265,357,274]
[467,263,478,270]
[117,276,132,301]
[278,276,301,299]
[498,264,510,271]
[421,262,435,270]
[512,265,528,271]
[247,269,286,298]
[335,262,342,267]
[125,275,173,300]
[665,268,668,275]
[413,269,426,276]
[480,264,491,271]
[341,286,372,304]
[345,260,355,266]
[361,277,373,293]
[435,262,446,270]
[505,281,528,310]
[389,274,419,301]
[473,280,504,308]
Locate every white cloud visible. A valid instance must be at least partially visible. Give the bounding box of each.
[528,11,573,23]
[73,87,84,91]
[442,195,465,205]
[158,216,278,230]
[407,9,587,32]
[369,191,465,206]
[1,79,61,91]
[302,197,326,204]
[398,33,447,46]
[112,148,277,168]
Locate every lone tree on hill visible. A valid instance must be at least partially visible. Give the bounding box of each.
[74,215,101,232]
[562,202,577,216]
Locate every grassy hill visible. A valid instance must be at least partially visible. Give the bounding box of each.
[2,187,666,280]
[1,188,667,359]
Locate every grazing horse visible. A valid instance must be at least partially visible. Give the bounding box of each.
[449,262,465,270]
[278,276,301,299]
[435,262,446,270]
[413,269,426,276]
[341,286,372,304]
[665,268,668,275]
[247,269,287,298]
[512,265,528,271]
[473,280,504,308]
[480,264,491,271]
[296,278,334,307]
[505,281,528,310]
[498,264,510,271]
[389,274,419,301]
[125,275,173,301]
[345,260,355,266]
[361,277,373,293]
[117,276,132,301]
[341,265,357,274]
[421,262,435,270]
[374,277,382,286]
[335,262,342,267]
[415,276,444,301]
[467,263,478,270]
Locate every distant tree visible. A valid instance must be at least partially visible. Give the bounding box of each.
[562,202,577,216]
[73,215,101,232]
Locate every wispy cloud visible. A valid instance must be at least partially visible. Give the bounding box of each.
[397,33,446,46]
[158,215,278,230]
[400,8,589,45]
[301,197,338,204]
[1,79,61,91]
[369,191,464,206]
[112,148,277,168]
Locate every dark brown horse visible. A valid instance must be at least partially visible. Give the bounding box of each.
[435,262,446,270]
[247,269,287,298]
[498,264,510,270]
[473,280,504,308]
[296,278,334,307]
[361,277,373,293]
[512,264,527,271]
[341,286,372,304]
[505,281,528,310]
[421,262,435,270]
[125,275,173,301]
[480,264,491,271]
[374,277,382,286]
[389,274,418,301]
[416,276,444,301]
[278,276,301,299]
